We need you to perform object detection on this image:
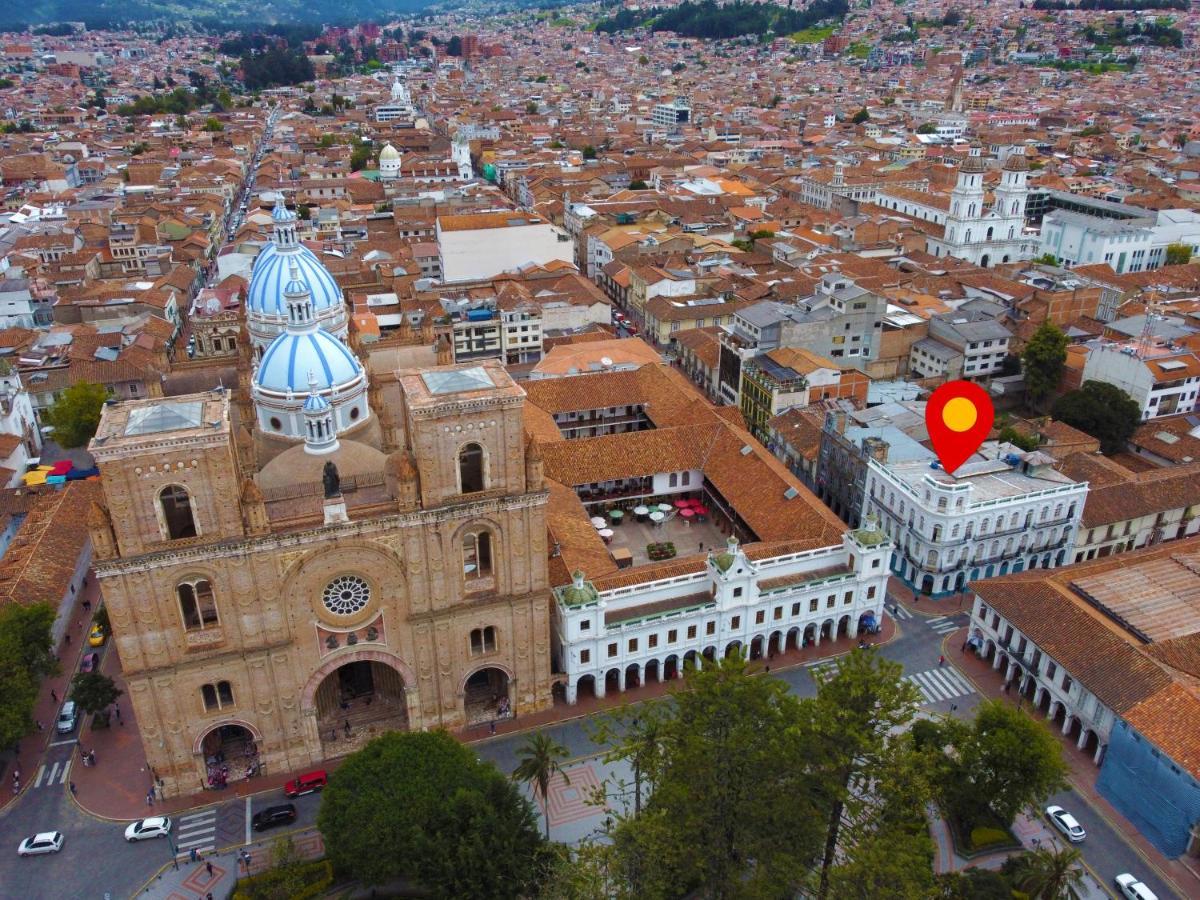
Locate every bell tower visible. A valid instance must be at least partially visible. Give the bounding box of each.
[88,391,248,557]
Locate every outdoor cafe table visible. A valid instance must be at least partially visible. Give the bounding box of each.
[590,516,607,529]
[633,505,650,523]
[649,511,665,525]
[608,509,625,524]
[598,528,614,542]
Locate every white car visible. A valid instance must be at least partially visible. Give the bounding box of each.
[17,832,64,856]
[1116,873,1158,900]
[125,816,172,842]
[1045,804,1086,842]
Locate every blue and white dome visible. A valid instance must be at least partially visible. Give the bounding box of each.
[248,244,344,317]
[303,390,331,413]
[256,329,363,395]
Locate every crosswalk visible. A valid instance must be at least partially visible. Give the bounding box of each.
[890,604,913,620]
[905,666,975,704]
[807,660,838,683]
[174,808,218,856]
[926,615,960,635]
[32,759,71,789]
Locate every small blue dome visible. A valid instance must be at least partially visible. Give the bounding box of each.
[284,272,310,296]
[255,328,362,394]
[272,201,297,222]
[303,391,331,412]
[248,244,343,316]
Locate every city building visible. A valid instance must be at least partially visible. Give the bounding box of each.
[651,98,691,132]
[969,539,1200,857]
[1080,344,1200,421]
[909,308,1012,380]
[1039,208,1200,273]
[739,347,869,444]
[863,445,1088,596]
[435,212,574,284]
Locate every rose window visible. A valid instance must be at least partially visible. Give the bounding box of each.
[322,576,371,616]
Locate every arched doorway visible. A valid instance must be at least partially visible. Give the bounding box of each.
[576,674,597,702]
[837,615,851,638]
[199,723,260,789]
[314,659,410,755]
[981,253,991,268]
[725,641,743,659]
[921,574,934,595]
[664,655,680,679]
[464,666,512,725]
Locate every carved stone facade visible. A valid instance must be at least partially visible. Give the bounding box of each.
[89,362,553,795]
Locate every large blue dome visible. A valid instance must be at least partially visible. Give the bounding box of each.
[255,328,363,394]
[248,244,343,316]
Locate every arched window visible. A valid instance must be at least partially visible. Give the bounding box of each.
[160,484,197,540]
[201,680,234,712]
[178,579,218,631]
[458,443,485,494]
[470,626,497,655]
[965,229,973,243]
[463,530,493,584]
[986,226,994,241]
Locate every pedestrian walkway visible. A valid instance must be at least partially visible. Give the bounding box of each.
[174,808,218,857]
[890,603,914,620]
[905,666,975,705]
[137,829,326,899]
[32,759,71,790]
[925,615,961,635]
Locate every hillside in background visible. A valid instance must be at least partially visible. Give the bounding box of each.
[3,0,443,29]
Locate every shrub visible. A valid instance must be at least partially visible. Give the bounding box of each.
[970,826,1011,850]
[232,859,333,900]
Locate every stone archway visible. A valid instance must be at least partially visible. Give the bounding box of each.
[301,648,419,760]
[464,665,514,726]
[195,720,263,789]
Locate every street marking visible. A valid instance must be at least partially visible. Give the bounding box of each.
[34,764,47,788]
[890,604,913,620]
[58,760,70,784]
[927,616,960,635]
[807,660,838,683]
[905,667,975,704]
[176,808,218,853]
[245,796,252,845]
[48,739,79,747]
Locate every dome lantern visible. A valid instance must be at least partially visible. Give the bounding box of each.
[302,373,340,456]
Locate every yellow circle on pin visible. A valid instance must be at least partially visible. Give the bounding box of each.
[942,397,977,433]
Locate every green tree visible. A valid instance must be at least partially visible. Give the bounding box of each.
[1165,243,1192,266]
[998,425,1040,452]
[525,101,538,115]
[318,731,545,893]
[513,730,572,839]
[917,121,937,134]
[1052,380,1142,454]
[202,116,224,132]
[348,141,372,172]
[536,841,616,900]
[851,107,870,124]
[0,603,57,749]
[43,381,108,448]
[807,650,924,899]
[629,179,648,190]
[931,700,1068,828]
[582,145,598,160]
[1022,321,1068,407]
[70,671,123,718]
[1005,844,1087,899]
[1034,252,1060,265]
[935,867,1015,899]
[608,657,824,898]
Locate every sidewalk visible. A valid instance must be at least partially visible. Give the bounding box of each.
[137,828,325,899]
[0,576,102,811]
[946,624,1200,900]
[67,611,899,823]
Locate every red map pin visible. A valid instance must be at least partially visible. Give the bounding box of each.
[926,381,995,474]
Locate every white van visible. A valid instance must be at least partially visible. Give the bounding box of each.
[55,701,77,734]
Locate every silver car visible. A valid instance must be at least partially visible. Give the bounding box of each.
[18,832,64,856]
[124,816,172,842]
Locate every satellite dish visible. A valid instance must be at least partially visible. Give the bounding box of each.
[600,357,613,366]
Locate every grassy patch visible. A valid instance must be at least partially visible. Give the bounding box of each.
[790,25,835,43]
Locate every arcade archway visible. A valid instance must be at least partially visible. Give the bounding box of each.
[314,659,409,756]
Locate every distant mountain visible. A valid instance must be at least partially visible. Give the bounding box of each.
[5,0,442,29]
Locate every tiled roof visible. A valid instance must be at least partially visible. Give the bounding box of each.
[0,480,100,608]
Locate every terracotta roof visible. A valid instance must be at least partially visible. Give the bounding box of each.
[0,480,100,608]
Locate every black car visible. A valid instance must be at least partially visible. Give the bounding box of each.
[251,804,297,832]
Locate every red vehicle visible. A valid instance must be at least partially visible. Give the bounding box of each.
[284,770,327,798]
[79,652,99,674]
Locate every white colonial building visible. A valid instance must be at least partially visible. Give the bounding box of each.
[554,524,892,703]
[862,445,1088,596]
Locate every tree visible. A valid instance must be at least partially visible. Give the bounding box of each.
[447,35,463,57]
[1034,252,1060,265]
[917,122,937,134]
[43,381,108,448]
[1022,321,1068,407]
[348,141,372,172]
[318,731,545,894]
[0,602,57,749]
[70,672,123,717]
[1005,845,1087,899]
[202,116,224,132]
[852,107,870,124]
[1052,380,1142,454]
[930,700,1068,828]
[606,657,824,898]
[806,650,924,899]
[513,730,571,839]
[1165,243,1192,266]
[582,145,598,160]
[629,179,648,190]
[998,425,1039,452]
[525,101,538,115]
[935,867,1016,899]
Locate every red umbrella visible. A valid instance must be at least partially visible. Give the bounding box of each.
[49,460,73,476]
[680,508,695,518]
[674,499,690,509]
[693,505,709,515]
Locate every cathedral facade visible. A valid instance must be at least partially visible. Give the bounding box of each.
[86,209,553,795]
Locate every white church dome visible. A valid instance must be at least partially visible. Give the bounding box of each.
[379,143,400,161]
[255,328,363,395]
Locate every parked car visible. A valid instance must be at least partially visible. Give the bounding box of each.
[17,832,64,856]
[55,701,77,734]
[88,624,106,647]
[124,817,172,842]
[1116,873,1158,900]
[283,770,327,798]
[1045,805,1086,842]
[79,652,99,674]
[252,804,297,832]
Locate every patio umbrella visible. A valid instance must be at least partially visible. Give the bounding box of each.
[608,509,624,521]
[674,499,691,509]
[693,505,710,515]
[591,517,607,528]
[679,508,695,518]
[649,511,665,523]
[598,528,614,540]
[633,505,650,516]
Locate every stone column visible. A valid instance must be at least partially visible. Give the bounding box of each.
[1076,727,1090,750]
[507,676,518,716]
[403,685,423,732]
[993,652,1005,671]
[566,680,577,705]
[656,663,664,683]
[595,676,606,700]
[1093,743,1106,766]
[848,616,859,639]
[617,667,626,692]
[1061,714,1074,735]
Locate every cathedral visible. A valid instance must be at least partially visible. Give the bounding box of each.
[86,201,554,794]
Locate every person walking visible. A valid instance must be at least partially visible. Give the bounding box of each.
[64,633,70,646]
[115,704,122,724]
[50,689,57,703]
[69,781,76,796]
[938,654,945,667]
[189,848,199,864]
[206,861,214,878]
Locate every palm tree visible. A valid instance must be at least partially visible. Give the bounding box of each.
[513,730,571,840]
[1010,844,1087,899]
